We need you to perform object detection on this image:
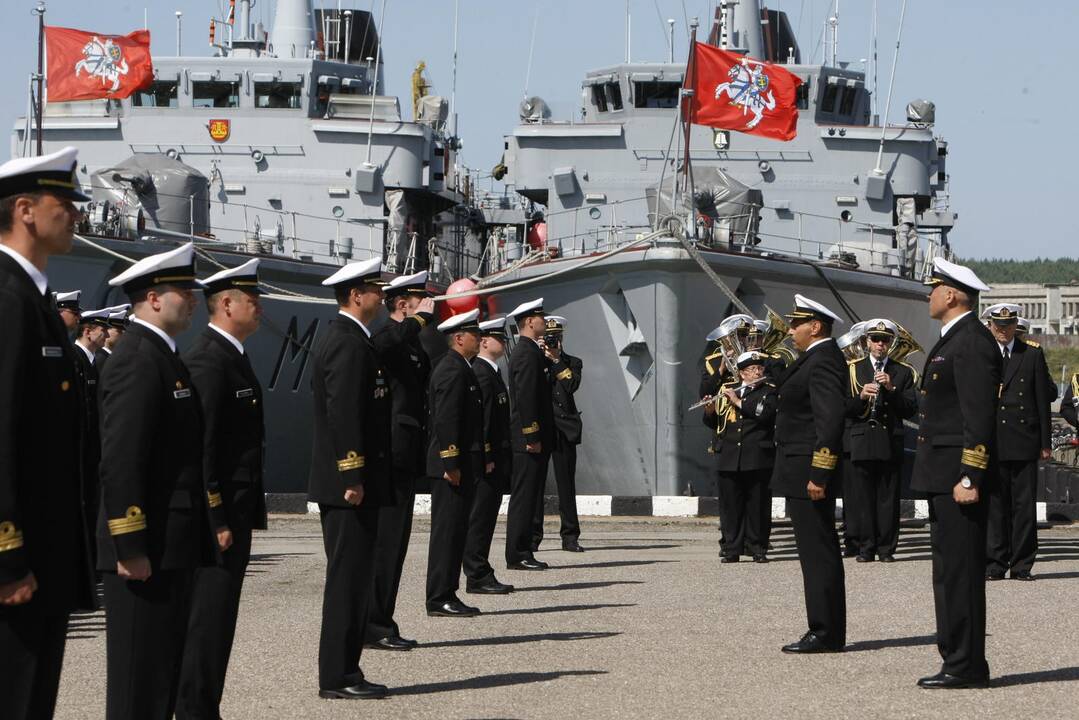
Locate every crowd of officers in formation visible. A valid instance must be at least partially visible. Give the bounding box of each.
[5,147,1079,717]
[696,257,1071,689]
[0,148,588,718]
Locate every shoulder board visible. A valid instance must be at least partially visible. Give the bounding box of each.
[1023,339,1040,348]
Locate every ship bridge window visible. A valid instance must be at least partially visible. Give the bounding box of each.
[838,86,858,117]
[255,81,303,109]
[821,82,838,113]
[591,84,608,112]
[633,81,680,109]
[133,80,179,108]
[605,81,623,111]
[192,80,240,108]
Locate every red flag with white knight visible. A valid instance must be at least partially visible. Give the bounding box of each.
[687,41,802,142]
[45,26,153,102]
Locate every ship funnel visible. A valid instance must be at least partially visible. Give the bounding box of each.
[271,0,315,58]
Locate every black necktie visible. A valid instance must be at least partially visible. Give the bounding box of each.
[1003,347,1010,361]
[874,360,883,374]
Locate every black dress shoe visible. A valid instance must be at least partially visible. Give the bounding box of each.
[507,558,547,571]
[878,554,895,563]
[856,554,874,563]
[842,546,859,558]
[752,554,770,564]
[466,579,515,594]
[365,635,413,651]
[426,599,480,617]
[318,680,389,699]
[561,540,585,552]
[781,632,844,654]
[1011,570,1034,581]
[719,554,739,563]
[986,571,1005,581]
[917,672,988,689]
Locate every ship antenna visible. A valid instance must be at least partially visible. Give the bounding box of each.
[175,11,184,55]
[450,0,459,136]
[871,0,879,122]
[872,0,907,176]
[364,0,387,165]
[625,0,631,63]
[522,5,539,99]
[33,1,45,156]
[829,0,839,67]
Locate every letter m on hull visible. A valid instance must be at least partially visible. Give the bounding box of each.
[268,316,319,391]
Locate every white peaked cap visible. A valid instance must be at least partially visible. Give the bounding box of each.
[705,324,724,342]
[53,290,81,303]
[101,303,132,314]
[509,297,544,319]
[386,270,428,290]
[108,242,197,291]
[1017,317,1031,331]
[926,256,991,293]
[321,257,384,287]
[864,318,899,335]
[0,146,89,201]
[78,308,112,323]
[735,351,766,369]
[787,293,843,325]
[479,317,508,333]
[437,308,480,333]
[200,258,260,286]
[980,303,1021,320]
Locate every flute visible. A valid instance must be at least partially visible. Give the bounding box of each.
[687,377,766,411]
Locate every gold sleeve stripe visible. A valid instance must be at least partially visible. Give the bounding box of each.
[811,448,838,470]
[108,506,147,536]
[961,445,989,470]
[337,451,365,472]
[522,422,540,435]
[556,368,573,381]
[439,444,460,459]
[0,521,24,552]
[207,491,223,508]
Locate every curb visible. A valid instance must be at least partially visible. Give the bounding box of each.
[264,493,1063,521]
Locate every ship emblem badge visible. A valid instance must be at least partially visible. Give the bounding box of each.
[74,36,130,92]
[714,60,776,130]
[208,119,231,142]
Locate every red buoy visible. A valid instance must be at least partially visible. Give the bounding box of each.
[443,278,479,316]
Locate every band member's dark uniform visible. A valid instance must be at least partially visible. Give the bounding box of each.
[307,258,390,700]
[425,310,485,616]
[464,318,515,594]
[843,320,918,562]
[177,260,267,719]
[982,304,1055,581]
[98,243,214,719]
[703,352,777,563]
[773,295,847,654]
[0,147,95,720]
[532,316,585,552]
[912,257,1000,689]
[367,271,433,649]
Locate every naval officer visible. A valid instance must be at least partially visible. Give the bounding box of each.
[505,298,556,571]
[53,289,81,333]
[366,270,434,651]
[98,241,215,719]
[177,259,267,719]
[425,309,485,617]
[73,307,112,554]
[533,315,586,553]
[307,257,390,700]
[981,303,1054,582]
[913,257,1000,689]
[463,317,516,595]
[96,305,131,373]
[0,146,96,720]
[774,294,847,654]
[843,318,918,563]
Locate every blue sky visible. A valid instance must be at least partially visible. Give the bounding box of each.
[2,0,1076,260]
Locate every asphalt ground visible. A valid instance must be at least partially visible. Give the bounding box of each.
[56,516,1079,719]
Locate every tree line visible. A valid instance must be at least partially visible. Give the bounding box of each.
[960,258,1079,285]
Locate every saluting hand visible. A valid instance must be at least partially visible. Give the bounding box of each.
[344,484,365,506]
[0,572,37,605]
[444,469,461,487]
[416,297,436,315]
[117,556,152,582]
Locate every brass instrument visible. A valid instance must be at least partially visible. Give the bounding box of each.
[837,321,869,362]
[760,306,799,365]
[888,321,923,364]
[715,314,754,377]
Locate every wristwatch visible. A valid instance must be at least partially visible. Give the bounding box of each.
[960,477,973,489]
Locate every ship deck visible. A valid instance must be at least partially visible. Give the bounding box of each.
[57,516,1079,718]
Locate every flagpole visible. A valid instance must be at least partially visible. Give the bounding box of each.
[681,20,699,240]
[34,1,46,156]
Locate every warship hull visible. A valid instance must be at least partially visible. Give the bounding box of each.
[49,234,935,497]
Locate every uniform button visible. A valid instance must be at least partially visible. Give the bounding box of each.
[252,399,258,405]
[1001,419,1007,424]
[1000,406,1005,411]
[920,390,927,396]
[737,442,741,446]
[60,380,71,391]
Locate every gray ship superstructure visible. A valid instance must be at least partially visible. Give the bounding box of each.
[476,1,958,495]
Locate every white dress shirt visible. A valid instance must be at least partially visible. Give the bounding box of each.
[338,310,371,338]
[209,323,245,354]
[940,311,972,337]
[131,317,178,353]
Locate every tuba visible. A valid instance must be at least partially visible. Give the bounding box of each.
[888,322,923,364]
[760,306,800,365]
[837,321,869,362]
